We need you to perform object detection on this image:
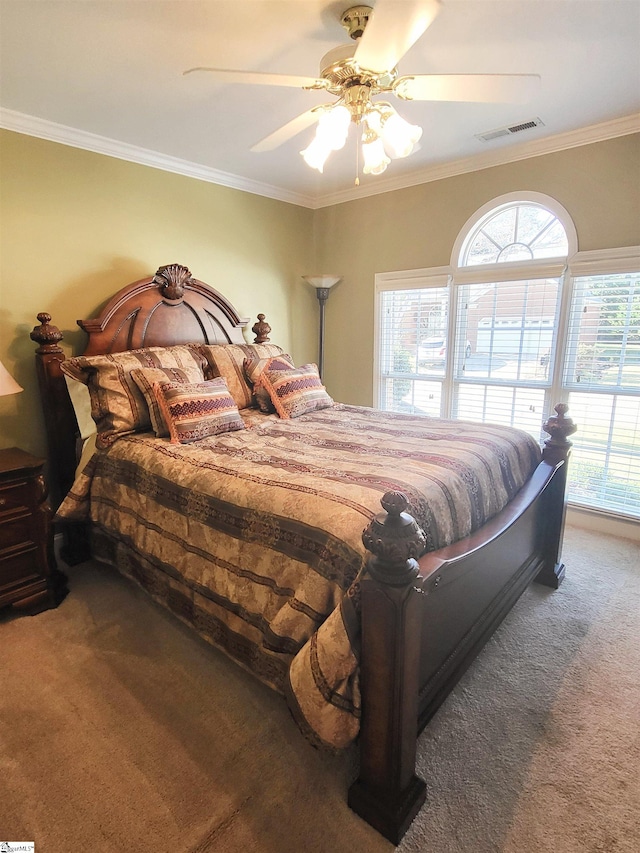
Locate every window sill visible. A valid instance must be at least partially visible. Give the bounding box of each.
[566,503,640,542]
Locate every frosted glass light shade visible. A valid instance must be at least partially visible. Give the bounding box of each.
[380,110,422,158]
[362,135,390,175]
[300,136,333,173]
[0,359,23,397]
[302,275,342,290]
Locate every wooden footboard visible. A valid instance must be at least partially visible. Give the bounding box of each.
[349,406,575,843]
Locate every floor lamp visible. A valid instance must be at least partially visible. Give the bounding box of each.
[301,275,342,379]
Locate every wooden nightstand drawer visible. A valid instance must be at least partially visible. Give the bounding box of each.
[1,547,40,588]
[0,481,31,516]
[0,511,34,550]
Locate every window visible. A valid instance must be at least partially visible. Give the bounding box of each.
[377,271,449,418]
[563,268,640,517]
[375,194,640,520]
[451,273,562,434]
[460,200,569,264]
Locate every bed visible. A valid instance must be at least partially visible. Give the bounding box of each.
[31,263,576,844]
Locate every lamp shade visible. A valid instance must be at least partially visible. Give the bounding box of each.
[0,359,23,397]
[302,275,342,290]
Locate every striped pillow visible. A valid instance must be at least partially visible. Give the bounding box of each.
[243,353,295,413]
[60,345,207,447]
[153,377,245,443]
[194,343,285,410]
[257,363,334,419]
[130,366,205,437]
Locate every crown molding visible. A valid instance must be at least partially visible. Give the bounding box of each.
[312,113,640,209]
[1,107,637,211]
[0,108,315,209]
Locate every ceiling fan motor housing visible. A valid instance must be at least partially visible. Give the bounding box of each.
[319,44,397,97]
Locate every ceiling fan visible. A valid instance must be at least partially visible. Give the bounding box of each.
[184,0,540,178]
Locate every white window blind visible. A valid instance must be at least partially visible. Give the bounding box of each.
[451,276,562,439]
[378,285,449,416]
[564,272,640,517]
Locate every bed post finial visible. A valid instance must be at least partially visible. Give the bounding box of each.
[349,490,427,844]
[542,403,577,465]
[30,313,64,353]
[361,490,426,585]
[252,314,271,343]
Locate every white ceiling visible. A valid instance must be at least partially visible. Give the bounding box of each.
[1,0,639,208]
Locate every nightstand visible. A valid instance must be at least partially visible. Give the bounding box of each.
[0,447,67,614]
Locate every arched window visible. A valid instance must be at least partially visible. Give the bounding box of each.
[445,194,574,436]
[460,201,569,265]
[453,192,576,269]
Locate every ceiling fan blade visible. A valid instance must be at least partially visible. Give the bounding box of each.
[354,0,441,73]
[250,107,327,153]
[393,73,541,103]
[183,67,328,90]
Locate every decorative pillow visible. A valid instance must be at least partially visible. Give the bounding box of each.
[257,363,334,419]
[60,345,207,448]
[153,377,245,444]
[243,353,295,413]
[194,343,285,410]
[130,366,206,437]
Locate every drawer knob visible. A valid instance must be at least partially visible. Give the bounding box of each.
[0,497,6,506]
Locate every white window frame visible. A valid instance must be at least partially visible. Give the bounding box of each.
[450,194,576,435]
[564,245,640,520]
[373,267,451,409]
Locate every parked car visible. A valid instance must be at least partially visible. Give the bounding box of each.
[418,337,471,364]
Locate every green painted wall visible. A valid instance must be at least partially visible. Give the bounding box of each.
[0,130,316,455]
[316,134,640,405]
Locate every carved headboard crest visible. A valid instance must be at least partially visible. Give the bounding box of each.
[152,263,194,301]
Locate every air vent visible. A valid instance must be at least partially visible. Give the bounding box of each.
[476,117,545,143]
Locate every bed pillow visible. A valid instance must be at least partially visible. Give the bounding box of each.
[243,353,295,413]
[130,365,207,437]
[63,373,96,442]
[194,343,285,410]
[153,376,245,444]
[257,363,334,419]
[60,345,207,448]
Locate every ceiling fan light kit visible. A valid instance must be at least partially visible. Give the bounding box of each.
[186,0,540,182]
[300,98,420,176]
[297,5,427,178]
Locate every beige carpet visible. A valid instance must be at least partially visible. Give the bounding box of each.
[1,525,638,852]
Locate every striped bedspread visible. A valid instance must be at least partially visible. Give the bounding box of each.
[57,404,541,748]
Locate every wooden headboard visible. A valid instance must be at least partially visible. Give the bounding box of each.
[30,263,270,518]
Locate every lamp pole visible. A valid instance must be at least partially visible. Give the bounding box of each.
[316,286,331,379]
[302,275,342,381]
